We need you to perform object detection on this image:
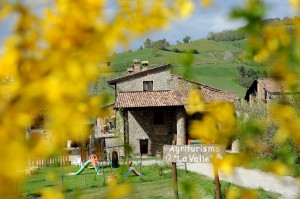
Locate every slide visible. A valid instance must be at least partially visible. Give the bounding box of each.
[130,167,142,176]
[125,167,142,178]
[67,160,91,176]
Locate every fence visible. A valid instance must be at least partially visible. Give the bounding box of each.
[28,155,70,167]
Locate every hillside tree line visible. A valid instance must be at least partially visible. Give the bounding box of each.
[207,28,246,41]
[237,65,268,88]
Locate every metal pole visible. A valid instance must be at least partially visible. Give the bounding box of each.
[84,168,86,185]
[102,162,105,186]
[140,153,142,180]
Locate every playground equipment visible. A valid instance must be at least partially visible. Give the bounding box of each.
[125,161,142,178]
[67,155,101,176]
[125,154,143,178]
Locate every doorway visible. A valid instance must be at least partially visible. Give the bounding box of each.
[140,139,148,155]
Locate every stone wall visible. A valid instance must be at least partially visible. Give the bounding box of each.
[257,83,266,100]
[113,68,193,156]
[115,110,124,137]
[116,69,201,93]
[117,70,172,92]
[169,75,199,91]
[127,107,176,155]
[114,110,125,156]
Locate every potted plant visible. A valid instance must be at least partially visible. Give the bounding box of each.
[107,152,118,184]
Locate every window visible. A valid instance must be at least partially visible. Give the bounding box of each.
[143,81,153,91]
[154,111,164,124]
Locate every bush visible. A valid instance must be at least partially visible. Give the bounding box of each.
[171,48,180,53]
[235,101,300,165]
[190,49,199,54]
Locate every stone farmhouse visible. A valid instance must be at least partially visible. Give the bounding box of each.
[107,60,239,156]
[244,78,300,102]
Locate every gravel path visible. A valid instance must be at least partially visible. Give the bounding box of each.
[142,160,300,198]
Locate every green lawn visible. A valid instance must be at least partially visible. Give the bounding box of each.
[19,164,278,199]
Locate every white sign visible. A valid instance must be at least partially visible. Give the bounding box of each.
[163,145,225,163]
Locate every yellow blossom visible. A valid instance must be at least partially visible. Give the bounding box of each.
[289,0,300,8]
[226,187,257,199]
[187,90,205,115]
[201,0,212,8]
[42,188,64,199]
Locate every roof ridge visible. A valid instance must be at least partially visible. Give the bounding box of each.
[118,90,172,93]
[108,64,171,84]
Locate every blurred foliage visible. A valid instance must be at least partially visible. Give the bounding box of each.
[1,0,300,198]
[0,0,195,197]
[187,0,300,198]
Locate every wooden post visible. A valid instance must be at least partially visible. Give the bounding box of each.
[213,163,221,199]
[171,140,179,199]
[172,162,179,199]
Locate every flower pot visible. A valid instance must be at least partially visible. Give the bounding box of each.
[107,175,117,184]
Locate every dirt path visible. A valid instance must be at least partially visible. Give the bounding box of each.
[142,160,300,198]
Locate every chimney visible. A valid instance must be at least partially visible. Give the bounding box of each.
[127,67,134,74]
[133,59,140,73]
[142,61,148,71]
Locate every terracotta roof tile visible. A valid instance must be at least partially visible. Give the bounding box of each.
[257,78,283,93]
[115,90,239,108]
[201,90,239,103]
[115,90,185,108]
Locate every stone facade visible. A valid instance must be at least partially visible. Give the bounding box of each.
[117,69,172,92]
[257,82,266,100]
[110,66,189,156]
[169,75,199,91]
[109,64,240,156]
[176,107,186,145]
[127,107,176,155]
[109,63,240,157]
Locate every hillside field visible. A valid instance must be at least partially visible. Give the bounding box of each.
[105,39,267,98]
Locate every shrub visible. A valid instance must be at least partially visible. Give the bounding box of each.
[171,48,180,53]
[190,49,199,54]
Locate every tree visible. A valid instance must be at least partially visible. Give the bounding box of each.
[152,43,159,57]
[176,40,182,45]
[144,38,152,48]
[153,38,170,50]
[183,35,191,43]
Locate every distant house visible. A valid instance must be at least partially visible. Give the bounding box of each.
[107,60,239,156]
[244,78,300,102]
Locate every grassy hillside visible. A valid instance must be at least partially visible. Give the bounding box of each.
[172,63,267,97]
[111,39,247,69]
[172,39,245,52]
[104,39,266,98]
